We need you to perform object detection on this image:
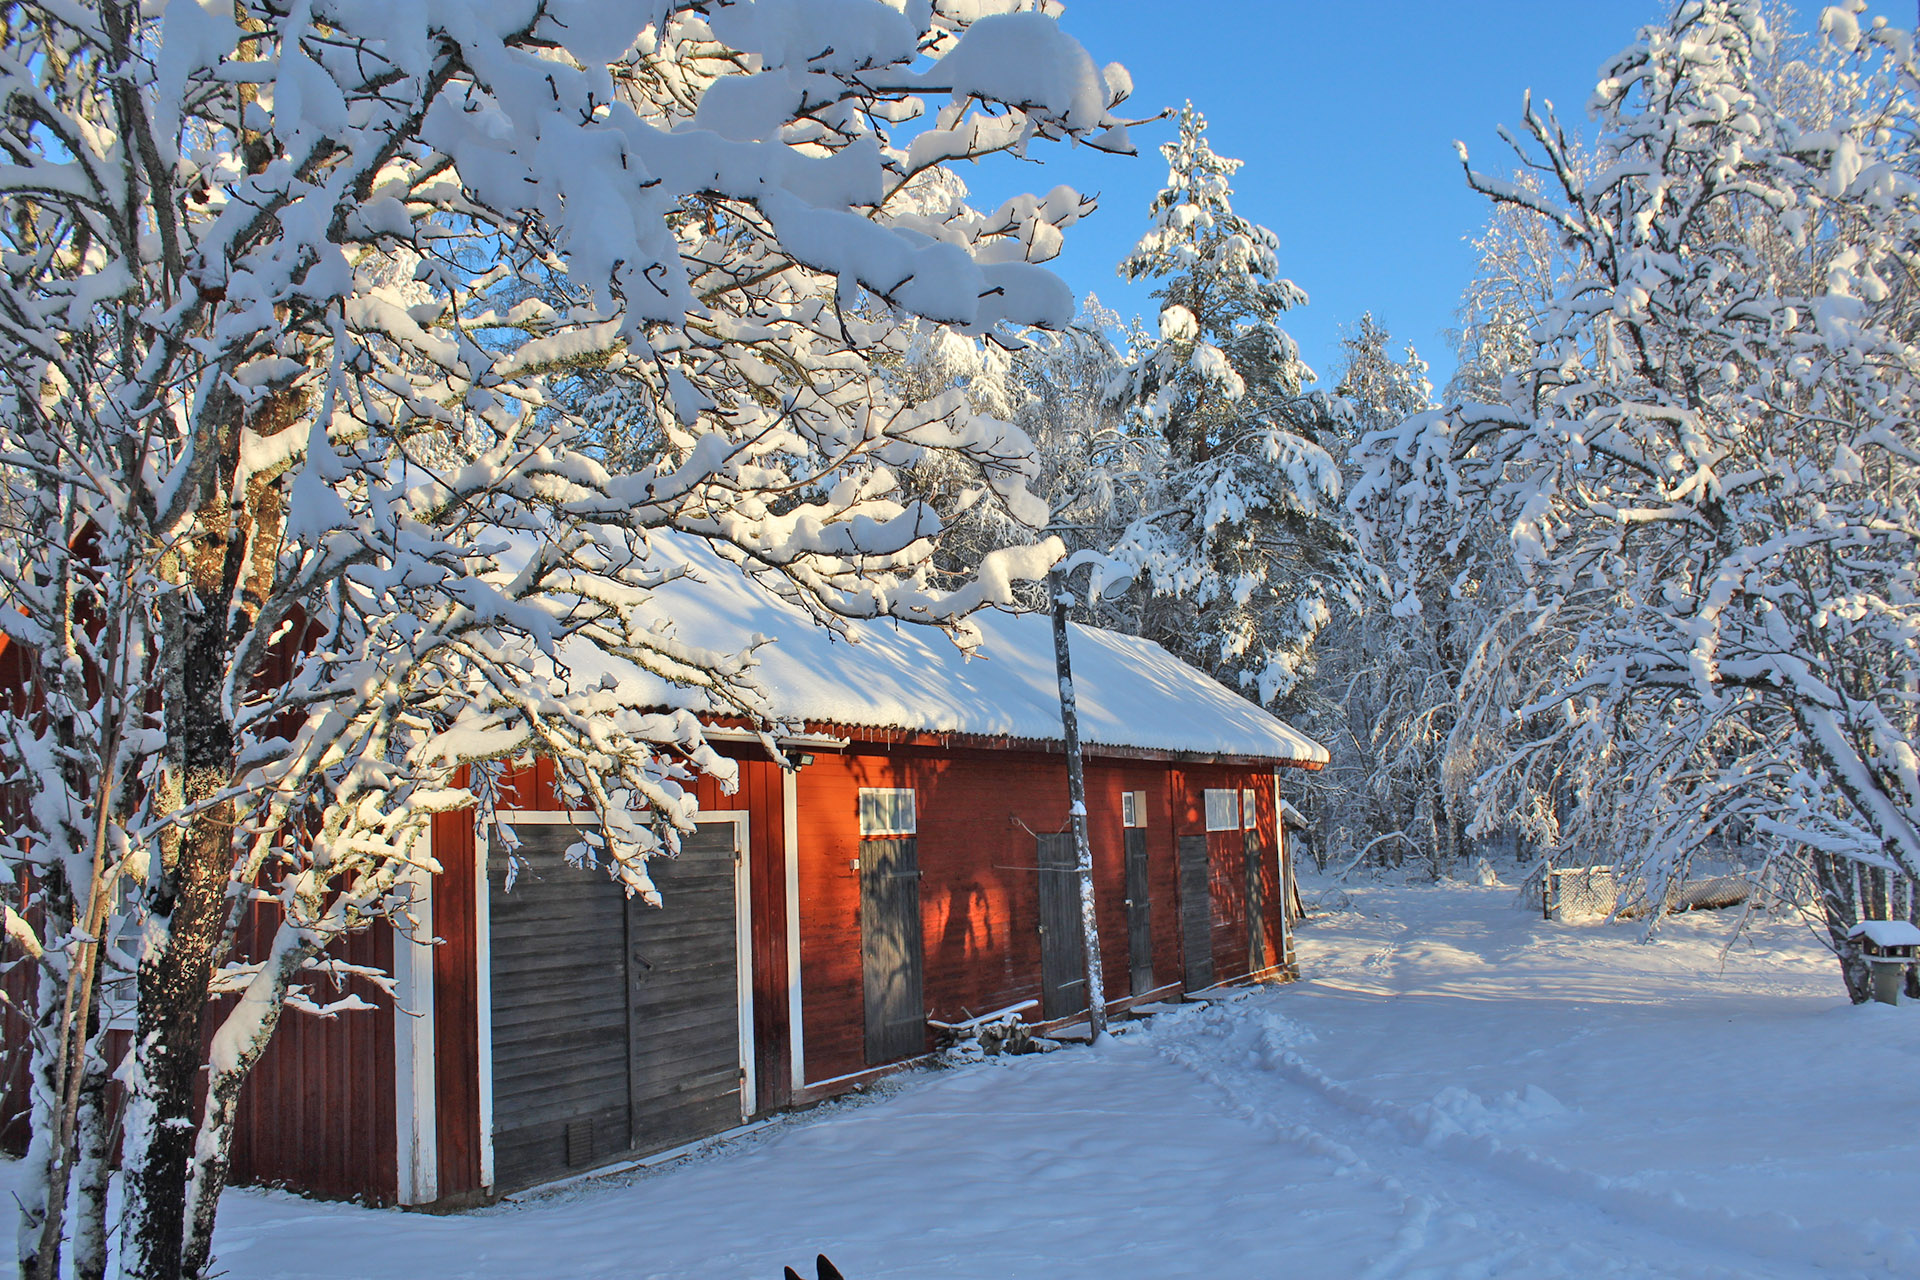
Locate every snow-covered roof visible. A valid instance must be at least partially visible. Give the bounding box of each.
[1848,920,1920,949]
[575,536,1326,765]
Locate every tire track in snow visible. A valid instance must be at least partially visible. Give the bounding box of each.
[1153,1001,1919,1279]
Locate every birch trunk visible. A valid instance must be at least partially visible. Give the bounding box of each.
[124,375,253,1280]
[16,944,66,1280]
[122,782,236,1280]
[1814,849,1875,1004]
[1051,573,1107,1041]
[180,927,318,1278]
[71,1026,116,1280]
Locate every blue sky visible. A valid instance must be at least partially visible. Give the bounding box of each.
[970,1,1675,390]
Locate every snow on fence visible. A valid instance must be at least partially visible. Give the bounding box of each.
[1542,866,1752,921]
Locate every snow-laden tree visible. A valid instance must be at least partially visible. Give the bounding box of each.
[1287,317,1467,873]
[1105,104,1354,706]
[1352,0,1920,995]
[0,2,1141,1275]
[878,290,1169,623]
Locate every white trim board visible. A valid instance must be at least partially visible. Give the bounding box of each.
[474,813,495,1193]
[783,769,804,1096]
[391,843,438,1206]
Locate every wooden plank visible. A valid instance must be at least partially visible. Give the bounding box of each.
[1035,833,1087,1019]
[222,897,398,1203]
[705,757,793,1114]
[488,823,632,1190]
[1178,834,1214,992]
[1125,828,1154,996]
[432,804,482,1198]
[626,823,744,1158]
[860,836,926,1064]
[1245,830,1270,974]
[796,756,866,1084]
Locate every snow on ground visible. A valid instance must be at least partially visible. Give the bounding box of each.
[11,875,1919,1279]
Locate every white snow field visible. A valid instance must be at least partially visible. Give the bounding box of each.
[12,877,1919,1279]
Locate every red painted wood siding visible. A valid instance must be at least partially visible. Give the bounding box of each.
[1171,765,1284,986]
[223,912,397,1202]
[1085,763,1176,997]
[688,760,791,1114]
[431,804,482,1198]
[432,745,1302,1193]
[795,746,1219,1084]
[0,628,399,1201]
[793,749,880,1083]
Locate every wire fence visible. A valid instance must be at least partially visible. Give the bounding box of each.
[1540,865,1753,921]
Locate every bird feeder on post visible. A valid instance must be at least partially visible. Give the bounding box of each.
[1847,920,1920,1005]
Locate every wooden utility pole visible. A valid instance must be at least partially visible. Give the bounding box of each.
[1050,566,1108,1041]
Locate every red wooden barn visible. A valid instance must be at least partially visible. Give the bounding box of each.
[4,541,1327,1208]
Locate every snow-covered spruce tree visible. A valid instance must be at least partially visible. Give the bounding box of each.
[1352,0,1920,995]
[0,3,1140,1276]
[1106,104,1355,706]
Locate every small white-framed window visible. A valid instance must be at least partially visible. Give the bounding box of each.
[1122,790,1149,829]
[1242,789,1259,828]
[1204,788,1241,832]
[858,788,917,836]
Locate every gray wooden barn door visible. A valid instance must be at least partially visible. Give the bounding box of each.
[1124,828,1154,995]
[629,823,743,1154]
[488,822,632,1191]
[1246,830,1270,974]
[1036,833,1088,1019]
[860,837,926,1064]
[490,820,744,1192]
[1177,834,1214,992]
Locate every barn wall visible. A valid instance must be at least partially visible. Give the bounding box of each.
[798,745,1093,1084]
[1086,762,1178,997]
[793,748,880,1083]
[0,617,402,1198]
[1171,763,1286,987]
[687,759,791,1114]
[795,744,1235,1085]
[223,914,398,1202]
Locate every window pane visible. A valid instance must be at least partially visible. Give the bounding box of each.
[1122,792,1138,828]
[1204,789,1239,832]
[1242,789,1258,828]
[858,788,916,835]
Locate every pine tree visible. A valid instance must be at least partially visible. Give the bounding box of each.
[1107,105,1355,706]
